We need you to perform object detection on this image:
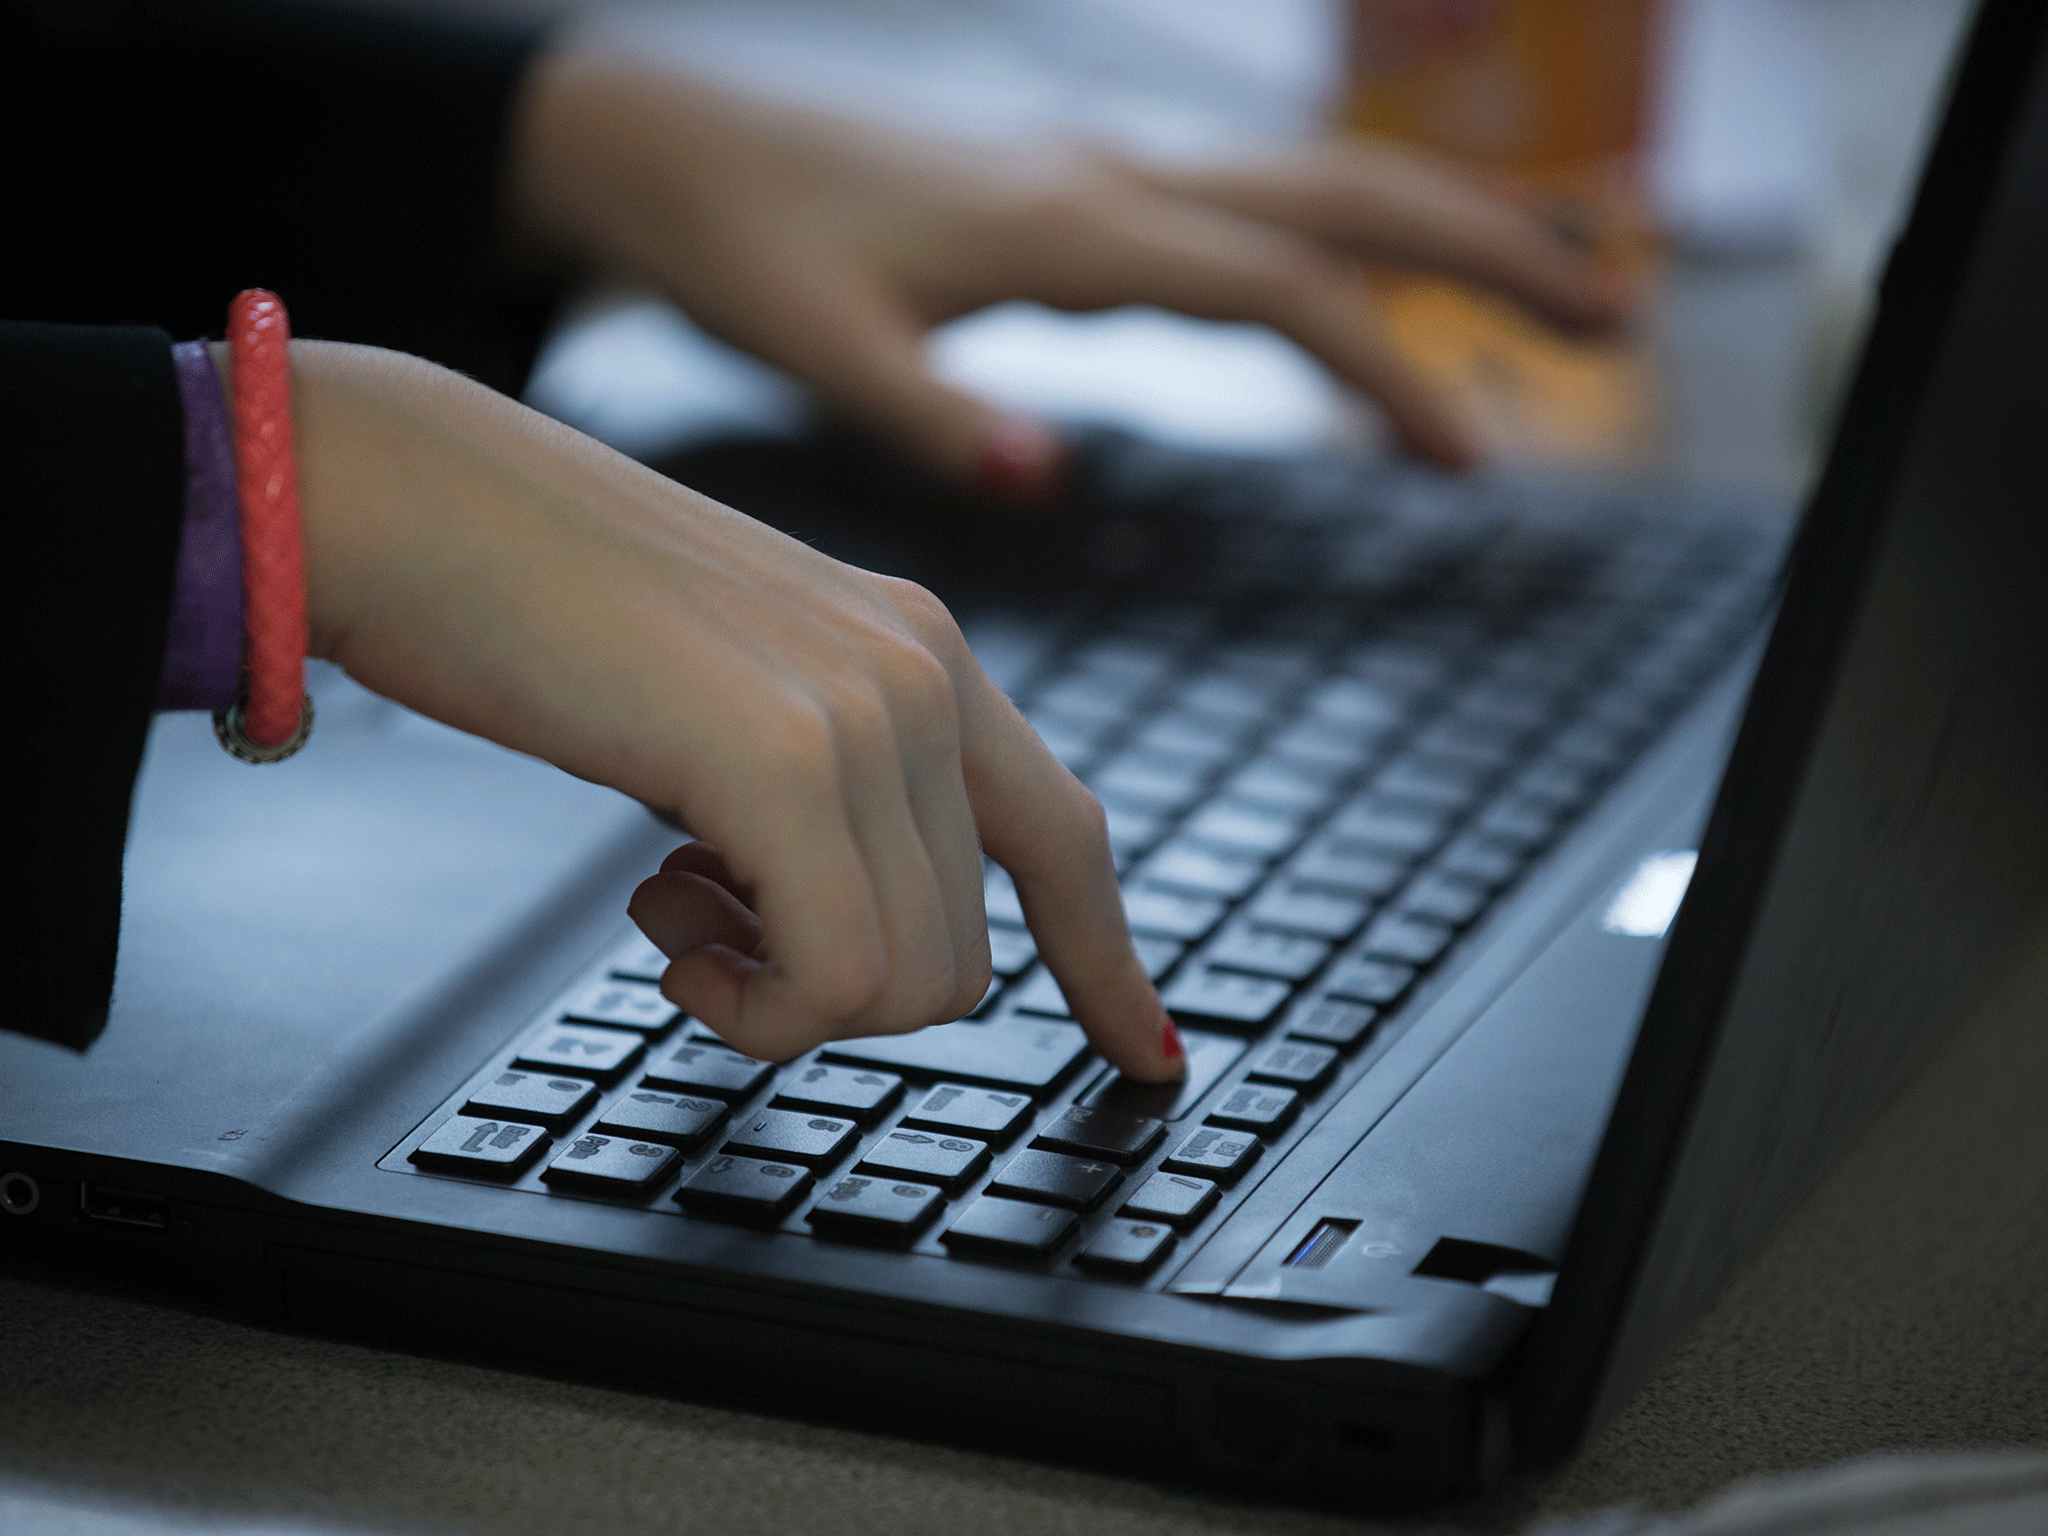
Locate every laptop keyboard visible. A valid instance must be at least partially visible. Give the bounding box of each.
[386,485,1780,1284]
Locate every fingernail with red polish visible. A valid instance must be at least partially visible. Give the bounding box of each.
[973,414,1063,505]
[1160,1014,1185,1061]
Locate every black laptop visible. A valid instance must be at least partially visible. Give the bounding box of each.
[7,0,2047,1504]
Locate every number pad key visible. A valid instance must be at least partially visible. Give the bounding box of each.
[1075,1219,1176,1277]
[1207,1084,1300,1135]
[1284,998,1379,1048]
[856,1129,991,1193]
[560,979,678,1034]
[1032,1106,1163,1165]
[513,1024,645,1085]
[1159,968,1290,1030]
[1247,1042,1337,1093]
[463,1070,596,1131]
[593,1089,727,1149]
[1324,958,1416,1007]
[541,1133,680,1195]
[642,1041,775,1100]
[410,1116,550,1178]
[772,1064,904,1125]
[675,1154,813,1222]
[807,1176,944,1244]
[987,1149,1121,1211]
[901,1083,1034,1142]
[1119,1172,1219,1229]
[942,1196,1079,1262]
[1161,1126,1261,1183]
[723,1109,859,1169]
[1201,925,1331,982]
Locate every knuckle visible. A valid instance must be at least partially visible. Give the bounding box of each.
[798,948,890,1026]
[1258,242,1347,314]
[743,700,841,787]
[1007,176,1110,240]
[1039,776,1113,861]
[867,637,960,731]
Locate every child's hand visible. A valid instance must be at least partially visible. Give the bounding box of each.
[510,53,1626,490]
[285,340,1181,1079]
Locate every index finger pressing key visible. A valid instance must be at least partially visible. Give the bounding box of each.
[959,680,1185,1084]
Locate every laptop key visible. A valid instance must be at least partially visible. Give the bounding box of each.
[1201,925,1331,982]
[1102,802,1167,864]
[1434,834,1525,891]
[541,1133,680,1196]
[856,1129,991,1192]
[1032,1106,1164,1165]
[1075,1219,1177,1278]
[561,979,679,1035]
[642,1041,775,1100]
[1208,1084,1301,1135]
[1398,872,1490,929]
[901,1083,1035,1142]
[988,1149,1122,1211]
[1269,716,1387,772]
[984,866,1026,926]
[1225,757,1343,814]
[593,1089,727,1149]
[942,1197,1078,1262]
[1161,1126,1261,1183]
[1180,801,1304,859]
[1361,913,1455,967]
[1091,752,1211,813]
[1139,842,1265,901]
[514,1024,645,1085]
[1473,794,1563,852]
[1133,936,1187,981]
[1009,968,1073,1018]
[1248,1042,1338,1092]
[723,1109,859,1169]
[807,1175,945,1244]
[1133,711,1248,764]
[675,1153,814,1223]
[1287,841,1407,898]
[1124,888,1227,943]
[1244,884,1369,942]
[772,1064,904,1125]
[608,935,670,983]
[1327,800,1448,858]
[822,1016,1088,1096]
[463,1070,596,1132]
[410,1116,550,1178]
[1284,998,1380,1049]
[1120,1171,1219,1229]
[1159,967,1290,1031]
[1373,754,1494,811]
[987,924,1038,978]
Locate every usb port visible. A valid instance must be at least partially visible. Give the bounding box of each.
[79,1184,168,1229]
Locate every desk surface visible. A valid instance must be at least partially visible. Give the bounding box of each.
[5,262,2046,1536]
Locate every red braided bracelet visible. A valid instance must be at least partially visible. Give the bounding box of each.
[215,288,313,762]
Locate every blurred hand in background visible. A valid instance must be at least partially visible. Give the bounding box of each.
[510,50,1625,494]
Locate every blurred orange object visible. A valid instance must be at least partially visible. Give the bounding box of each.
[1346,0,1663,466]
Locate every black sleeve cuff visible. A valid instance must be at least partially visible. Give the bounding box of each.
[1,321,184,1051]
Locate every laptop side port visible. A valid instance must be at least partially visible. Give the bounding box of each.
[78,1184,167,1229]
[0,1172,40,1217]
